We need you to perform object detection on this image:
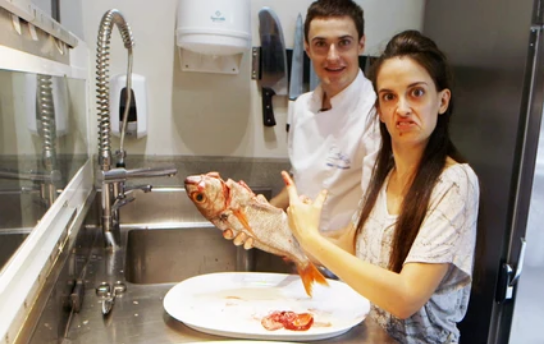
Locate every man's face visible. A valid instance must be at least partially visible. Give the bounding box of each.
[305,16,365,98]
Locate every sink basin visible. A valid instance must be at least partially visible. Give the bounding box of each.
[121,187,292,284]
[124,226,292,284]
[125,227,238,284]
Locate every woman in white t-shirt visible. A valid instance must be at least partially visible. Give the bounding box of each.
[281,30,480,344]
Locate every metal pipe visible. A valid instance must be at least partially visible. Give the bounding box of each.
[117,53,133,168]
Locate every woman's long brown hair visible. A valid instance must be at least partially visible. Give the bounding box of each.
[356,30,466,273]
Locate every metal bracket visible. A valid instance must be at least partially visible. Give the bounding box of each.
[251,46,260,80]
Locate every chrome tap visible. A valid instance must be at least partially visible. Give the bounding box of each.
[95,9,177,251]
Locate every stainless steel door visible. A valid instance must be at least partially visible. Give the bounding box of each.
[508,115,544,344]
[423,0,539,342]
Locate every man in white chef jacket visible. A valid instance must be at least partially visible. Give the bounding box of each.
[224,0,378,247]
[270,0,379,235]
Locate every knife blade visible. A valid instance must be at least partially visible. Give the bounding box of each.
[287,13,304,132]
[259,7,288,127]
[309,61,320,91]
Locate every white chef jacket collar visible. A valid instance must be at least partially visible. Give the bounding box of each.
[310,70,371,113]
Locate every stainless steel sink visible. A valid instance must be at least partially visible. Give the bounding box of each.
[125,227,239,284]
[121,187,291,285]
[28,187,394,344]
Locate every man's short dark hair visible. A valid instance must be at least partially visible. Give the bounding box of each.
[304,0,365,43]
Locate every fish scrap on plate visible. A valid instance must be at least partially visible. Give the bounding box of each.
[260,311,314,331]
[184,172,328,297]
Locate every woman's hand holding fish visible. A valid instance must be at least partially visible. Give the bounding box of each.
[222,229,254,250]
[282,171,328,250]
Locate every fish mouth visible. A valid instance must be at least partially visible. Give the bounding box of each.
[184,175,201,188]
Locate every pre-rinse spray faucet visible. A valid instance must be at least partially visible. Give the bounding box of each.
[95,9,177,250]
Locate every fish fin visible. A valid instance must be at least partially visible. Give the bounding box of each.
[297,263,329,297]
[237,180,255,195]
[206,172,221,178]
[256,194,268,203]
[232,209,255,236]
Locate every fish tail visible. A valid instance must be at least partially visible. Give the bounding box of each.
[297,262,329,297]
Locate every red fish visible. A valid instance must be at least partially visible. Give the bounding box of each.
[184,172,328,297]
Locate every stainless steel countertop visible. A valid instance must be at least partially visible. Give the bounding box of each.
[65,229,397,344]
[70,283,396,344]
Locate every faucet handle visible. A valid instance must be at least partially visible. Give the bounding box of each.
[112,195,135,212]
[124,184,152,196]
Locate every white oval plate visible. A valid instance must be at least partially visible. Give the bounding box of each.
[164,272,370,341]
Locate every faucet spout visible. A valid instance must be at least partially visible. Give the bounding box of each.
[101,166,178,183]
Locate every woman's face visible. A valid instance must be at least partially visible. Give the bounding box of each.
[376,57,451,149]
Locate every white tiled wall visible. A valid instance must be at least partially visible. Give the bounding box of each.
[81,0,425,158]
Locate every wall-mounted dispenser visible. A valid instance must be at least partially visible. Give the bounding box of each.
[176,0,251,74]
[109,73,147,139]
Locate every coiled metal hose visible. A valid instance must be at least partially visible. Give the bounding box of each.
[36,74,57,171]
[96,9,134,170]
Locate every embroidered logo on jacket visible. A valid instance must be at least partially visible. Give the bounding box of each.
[325,146,351,170]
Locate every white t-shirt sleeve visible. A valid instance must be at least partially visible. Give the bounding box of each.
[404,164,480,278]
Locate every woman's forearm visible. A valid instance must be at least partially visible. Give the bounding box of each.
[303,233,447,319]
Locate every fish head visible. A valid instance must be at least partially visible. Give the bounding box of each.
[184,172,229,218]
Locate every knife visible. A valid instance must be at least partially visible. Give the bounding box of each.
[309,61,320,91]
[259,7,288,127]
[287,13,304,133]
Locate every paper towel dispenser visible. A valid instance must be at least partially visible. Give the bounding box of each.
[175,0,250,74]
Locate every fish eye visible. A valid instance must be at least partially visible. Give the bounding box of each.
[192,193,205,203]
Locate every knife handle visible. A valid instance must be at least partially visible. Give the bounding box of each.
[262,87,277,127]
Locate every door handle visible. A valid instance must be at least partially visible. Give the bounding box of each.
[497,237,527,302]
